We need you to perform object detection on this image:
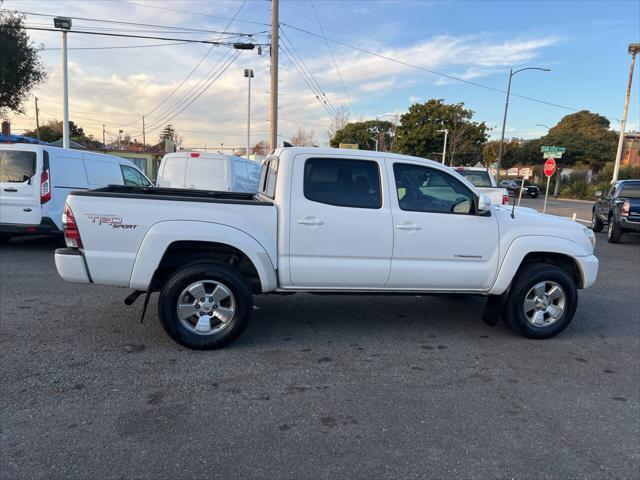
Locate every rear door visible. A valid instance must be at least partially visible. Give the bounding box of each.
[288,154,393,288]
[185,156,227,191]
[0,148,41,225]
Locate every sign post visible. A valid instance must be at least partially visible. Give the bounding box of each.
[543,158,557,213]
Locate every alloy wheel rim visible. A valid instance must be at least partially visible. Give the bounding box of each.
[176,280,236,335]
[523,281,566,328]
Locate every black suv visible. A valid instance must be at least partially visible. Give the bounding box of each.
[592,179,640,243]
[499,179,540,198]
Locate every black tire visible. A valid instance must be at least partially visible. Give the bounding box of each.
[503,263,578,339]
[158,262,253,349]
[591,209,603,232]
[0,234,12,244]
[607,217,623,243]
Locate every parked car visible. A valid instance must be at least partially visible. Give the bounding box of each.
[500,178,540,198]
[591,179,640,243]
[452,167,509,205]
[0,144,151,242]
[156,151,261,193]
[55,147,598,349]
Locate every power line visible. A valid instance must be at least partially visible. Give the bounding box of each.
[13,10,264,37]
[310,1,357,119]
[20,26,261,47]
[110,0,271,27]
[279,22,614,119]
[280,29,340,120]
[140,0,249,119]
[42,41,194,51]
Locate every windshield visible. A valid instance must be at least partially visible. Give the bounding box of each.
[620,182,640,198]
[457,170,493,188]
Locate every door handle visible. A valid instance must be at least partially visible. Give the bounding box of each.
[3,188,18,192]
[396,222,421,231]
[297,217,324,226]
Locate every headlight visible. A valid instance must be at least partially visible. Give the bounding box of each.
[583,227,596,249]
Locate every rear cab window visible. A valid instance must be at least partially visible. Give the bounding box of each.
[0,150,36,183]
[259,157,278,199]
[456,170,493,188]
[619,182,640,198]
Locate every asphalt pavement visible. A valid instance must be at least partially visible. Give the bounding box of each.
[1,201,639,479]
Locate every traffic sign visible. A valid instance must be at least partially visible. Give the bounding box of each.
[544,158,557,177]
[543,151,563,159]
[541,145,566,153]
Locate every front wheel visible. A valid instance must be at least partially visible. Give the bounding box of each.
[607,218,623,243]
[503,263,578,339]
[591,210,603,232]
[158,262,253,349]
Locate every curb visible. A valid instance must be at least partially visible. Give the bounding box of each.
[550,197,595,204]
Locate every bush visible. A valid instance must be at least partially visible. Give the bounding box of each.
[560,178,593,199]
[599,162,640,182]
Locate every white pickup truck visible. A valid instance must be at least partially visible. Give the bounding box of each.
[55,147,598,349]
[452,166,509,205]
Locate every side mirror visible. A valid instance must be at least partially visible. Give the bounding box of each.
[595,191,602,198]
[477,194,492,213]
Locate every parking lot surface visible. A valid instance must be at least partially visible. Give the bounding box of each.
[1,199,639,479]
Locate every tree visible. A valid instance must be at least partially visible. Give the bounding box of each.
[159,124,176,142]
[483,139,522,169]
[289,128,315,147]
[326,105,351,142]
[395,99,488,165]
[252,140,268,155]
[330,120,394,151]
[0,11,47,117]
[24,120,84,143]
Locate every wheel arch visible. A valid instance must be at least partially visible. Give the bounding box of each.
[129,221,277,293]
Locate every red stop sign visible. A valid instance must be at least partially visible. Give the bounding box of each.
[544,158,556,177]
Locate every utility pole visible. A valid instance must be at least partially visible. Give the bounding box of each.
[244,68,254,158]
[269,0,279,151]
[142,115,146,146]
[102,124,106,150]
[612,43,639,183]
[437,129,448,164]
[34,97,40,141]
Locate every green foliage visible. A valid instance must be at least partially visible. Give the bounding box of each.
[159,124,176,142]
[484,139,521,168]
[330,120,394,151]
[0,11,46,116]
[394,99,488,164]
[599,162,640,182]
[24,120,85,143]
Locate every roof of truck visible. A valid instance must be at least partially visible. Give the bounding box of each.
[273,146,439,165]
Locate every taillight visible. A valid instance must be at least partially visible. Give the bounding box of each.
[622,201,630,217]
[40,169,51,204]
[62,203,83,249]
[502,195,509,205]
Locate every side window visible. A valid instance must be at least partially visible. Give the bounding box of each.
[0,150,36,183]
[120,165,149,187]
[303,158,381,209]
[393,163,474,214]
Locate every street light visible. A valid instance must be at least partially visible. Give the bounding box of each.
[437,129,448,164]
[53,17,72,149]
[536,124,551,130]
[244,68,254,159]
[496,66,550,179]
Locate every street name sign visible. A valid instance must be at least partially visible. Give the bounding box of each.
[541,145,566,153]
[543,151,564,159]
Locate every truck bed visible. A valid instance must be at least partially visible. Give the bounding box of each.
[72,185,272,206]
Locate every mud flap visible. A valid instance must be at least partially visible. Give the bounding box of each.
[482,293,507,326]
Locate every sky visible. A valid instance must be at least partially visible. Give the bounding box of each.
[4,0,640,150]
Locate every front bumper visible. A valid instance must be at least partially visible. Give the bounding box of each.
[0,217,60,236]
[55,248,91,283]
[575,255,599,289]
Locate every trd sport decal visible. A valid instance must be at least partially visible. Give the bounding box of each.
[85,214,138,229]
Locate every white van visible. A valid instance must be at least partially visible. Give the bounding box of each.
[156,152,261,193]
[0,144,151,241]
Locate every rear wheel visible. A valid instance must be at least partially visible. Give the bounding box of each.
[158,262,253,349]
[591,210,603,232]
[503,263,578,339]
[607,218,623,243]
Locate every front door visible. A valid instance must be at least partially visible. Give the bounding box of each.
[386,161,500,291]
[288,155,393,288]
